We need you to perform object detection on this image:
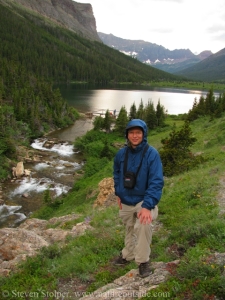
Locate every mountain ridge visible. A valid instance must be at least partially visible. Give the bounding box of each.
[0,0,101,42]
[0,1,179,87]
[175,48,225,82]
[98,32,213,74]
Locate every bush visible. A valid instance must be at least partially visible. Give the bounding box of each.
[93,116,104,130]
[100,139,116,160]
[160,121,205,176]
[84,157,109,178]
[74,130,107,152]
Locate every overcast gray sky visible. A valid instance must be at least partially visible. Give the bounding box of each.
[77,0,225,54]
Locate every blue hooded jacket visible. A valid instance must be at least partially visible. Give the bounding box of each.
[113,119,164,210]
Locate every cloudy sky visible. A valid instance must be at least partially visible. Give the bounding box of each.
[77,0,225,54]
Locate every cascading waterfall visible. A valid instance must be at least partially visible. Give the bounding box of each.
[0,138,82,228]
[31,138,76,156]
[0,204,27,228]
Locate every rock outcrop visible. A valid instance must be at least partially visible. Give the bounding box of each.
[94,177,117,207]
[0,0,101,42]
[0,214,93,276]
[79,261,177,299]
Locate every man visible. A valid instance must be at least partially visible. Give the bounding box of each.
[113,119,164,278]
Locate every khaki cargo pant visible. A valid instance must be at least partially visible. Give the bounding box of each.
[119,201,158,265]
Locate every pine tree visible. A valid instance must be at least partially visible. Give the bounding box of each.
[144,100,157,129]
[115,106,128,136]
[156,100,166,127]
[187,97,199,121]
[136,99,144,119]
[104,109,113,133]
[93,116,104,130]
[129,102,137,120]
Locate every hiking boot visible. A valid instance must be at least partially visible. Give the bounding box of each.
[139,262,152,278]
[114,253,130,266]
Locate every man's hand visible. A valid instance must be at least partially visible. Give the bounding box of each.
[117,197,122,210]
[137,208,152,224]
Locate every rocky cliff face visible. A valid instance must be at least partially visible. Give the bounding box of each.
[1,0,101,42]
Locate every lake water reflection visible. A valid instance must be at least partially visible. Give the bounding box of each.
[59,86,211,115]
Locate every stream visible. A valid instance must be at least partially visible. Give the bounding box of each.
[0,118,93,229]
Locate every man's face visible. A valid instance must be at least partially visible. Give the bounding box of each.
[127,127,143,148]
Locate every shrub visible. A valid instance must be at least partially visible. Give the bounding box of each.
[84,157,109,178]
[160,121,205,176]
[100,139,116,160]
[93,116,104,130]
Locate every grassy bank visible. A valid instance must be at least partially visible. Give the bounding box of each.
[1,115,225,299]
[143,81,225,92]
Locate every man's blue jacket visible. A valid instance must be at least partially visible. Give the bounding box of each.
[113,119,164,210]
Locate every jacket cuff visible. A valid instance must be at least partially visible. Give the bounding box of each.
[141,203,154,210]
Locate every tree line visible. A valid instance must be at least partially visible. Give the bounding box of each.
[93,99,166,134]
[187,88,225,121]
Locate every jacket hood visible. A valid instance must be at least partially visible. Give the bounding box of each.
[125,119,148,143]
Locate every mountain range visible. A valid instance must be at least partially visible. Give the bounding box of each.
[98,32,212,73]
[0,0,179,85]
[98,32,225,82]
[1,0,224,83]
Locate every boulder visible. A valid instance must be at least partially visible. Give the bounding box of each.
[12,162,24,178]
[24,169,31,176]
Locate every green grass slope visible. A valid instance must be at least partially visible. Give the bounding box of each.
[1,114,225,299]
